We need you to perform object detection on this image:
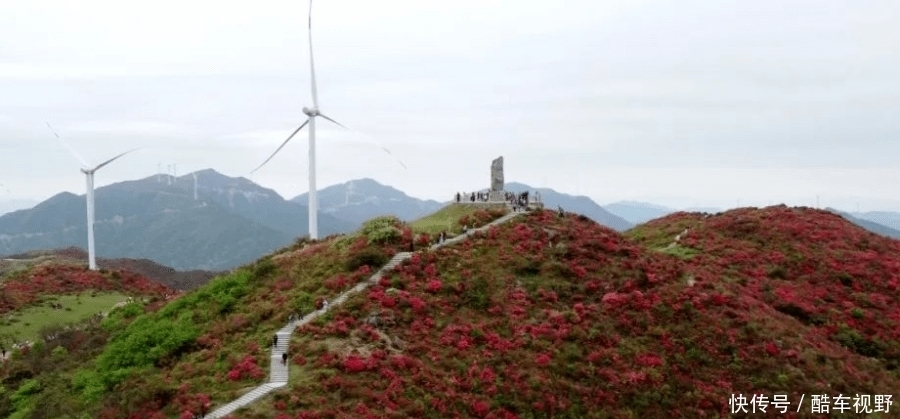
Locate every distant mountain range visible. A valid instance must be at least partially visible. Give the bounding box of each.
[505,182,633,231]
[291,178,443,226]
[3,171,899,270]
[602,201,676,225]
[0,170,332,270]
[828,209,900,239]
[851,211,900,233]
[0,172,447,270]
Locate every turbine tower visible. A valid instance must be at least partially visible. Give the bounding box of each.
[251,0,348,240]
[193,171,199,200]
[47,123,139,270]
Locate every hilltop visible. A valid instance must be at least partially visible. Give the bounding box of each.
[1,204,899,418]
[0,255,174,352]
[1,247,220,291]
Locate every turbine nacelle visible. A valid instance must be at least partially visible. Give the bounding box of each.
[302,106,319,117]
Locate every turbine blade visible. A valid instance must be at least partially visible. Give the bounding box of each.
[308,0,319,108]
[92,148,141,172]
[340,124,408,170]
[46,122,90,168]
[317,113,347,129]
[372,142,406,170]
[251,119,310,174]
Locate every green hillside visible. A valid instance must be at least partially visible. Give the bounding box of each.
[2,205,900,418]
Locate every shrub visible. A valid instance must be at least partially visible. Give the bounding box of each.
[252,258,277,279]
[94,312,199,390]
[345,248,389,272]
[361,216,403,245]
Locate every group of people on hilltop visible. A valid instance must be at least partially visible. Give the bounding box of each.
[455,190,541,205]
[507,191,534,211]
[455,191,492,203]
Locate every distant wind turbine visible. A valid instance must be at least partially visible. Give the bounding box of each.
[193,171,199,200]
[46,122,139,270]
[251,0,405,240]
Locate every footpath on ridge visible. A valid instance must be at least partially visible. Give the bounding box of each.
[205,209,523,418]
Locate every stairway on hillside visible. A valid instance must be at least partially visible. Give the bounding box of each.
[205,210,523,417]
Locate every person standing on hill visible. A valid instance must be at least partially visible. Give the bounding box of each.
[456,192,461,203]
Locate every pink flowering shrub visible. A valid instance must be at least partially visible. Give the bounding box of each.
[56,206,900,418]
[226,355,264,381]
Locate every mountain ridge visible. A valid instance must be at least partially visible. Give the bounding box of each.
[0,170,353,270]
[291,177,443,227]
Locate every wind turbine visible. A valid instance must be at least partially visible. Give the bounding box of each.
[251,0,366,240]
[192,171,199,200]
[46,123,139,270]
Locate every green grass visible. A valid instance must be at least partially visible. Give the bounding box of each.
[655,244,700,259]
[409,203,505,236]
[1,292,129,343]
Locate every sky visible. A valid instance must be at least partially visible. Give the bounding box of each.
[0,0,898,212]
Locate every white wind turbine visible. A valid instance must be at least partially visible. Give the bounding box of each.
[47,123,139,270]
[192,171,199,200]
[251,0,406,239]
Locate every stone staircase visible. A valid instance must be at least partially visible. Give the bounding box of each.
[205,210,523,418]
[204,382,286,418]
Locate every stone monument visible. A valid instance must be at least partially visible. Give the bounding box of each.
[490,156,504,201]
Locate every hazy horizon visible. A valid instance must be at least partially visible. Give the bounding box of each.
[1,0,898,212]
[0,169,895,216]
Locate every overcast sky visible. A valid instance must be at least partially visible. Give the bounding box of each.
[1,0,898,212]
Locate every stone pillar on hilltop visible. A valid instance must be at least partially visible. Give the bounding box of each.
[490,156,504,201]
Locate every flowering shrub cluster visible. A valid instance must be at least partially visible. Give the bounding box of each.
[9,207,900,418]
[226,354,265,381]
[0,264,172,314]
[53,215,423,418]
[458,207,508,229]
[276,207,900,418]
